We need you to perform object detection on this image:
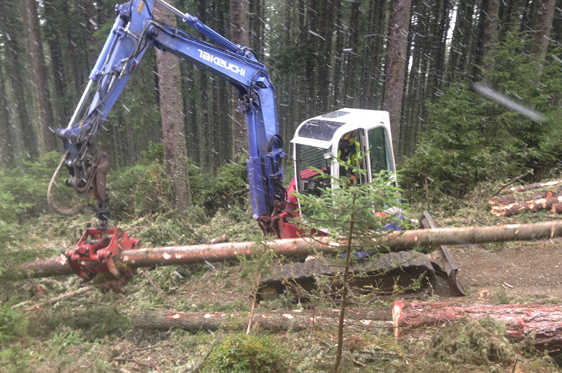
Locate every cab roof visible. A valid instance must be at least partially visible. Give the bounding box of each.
[290,108,391,148]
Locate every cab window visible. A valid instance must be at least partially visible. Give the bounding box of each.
[367,127,392,176]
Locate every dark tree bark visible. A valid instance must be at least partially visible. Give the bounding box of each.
[316,0,336,113]
[331,1,345,110]
[343,0,361,108]
[154,1,192,213]
[230,0,250,157]
[474,0,501,79]
[23,0,54,153]
[85,0,99,69]
[382,0,412,159]
[44,0,69,126]
[0,1,38,160]
[305,0,319,116]
[0,66,16,165]
[530,0,557,59]
[447,0,477,82]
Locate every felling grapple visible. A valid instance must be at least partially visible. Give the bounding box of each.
[65,227,140,280]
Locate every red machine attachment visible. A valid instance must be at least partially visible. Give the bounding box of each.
[65,227,140,279]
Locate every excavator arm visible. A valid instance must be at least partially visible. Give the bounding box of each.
[55,0,285,229]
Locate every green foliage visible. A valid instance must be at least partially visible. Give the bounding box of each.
[202,334,289,373]
[401,33,562,206]
[0,298,29,343]
[50,327,83,358]
[422,318,532,366]
[294,166,407,249]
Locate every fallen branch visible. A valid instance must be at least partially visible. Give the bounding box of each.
[392,301,562,351]
[6,221,562,280]
[23,286,95,312]
[491,196,562,216]
[492,170,534,198]
[134,309,391,333]
[140,270,163,296]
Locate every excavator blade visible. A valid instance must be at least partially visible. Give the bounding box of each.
[420,210,466,296]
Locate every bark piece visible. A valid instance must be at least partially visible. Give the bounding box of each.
[501,179,562,195]
[491,196,562,217]
[392,301,562,351]
[134,309,391,333]
[6,221,562,280]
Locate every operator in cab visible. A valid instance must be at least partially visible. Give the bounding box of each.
[338,132,360,177]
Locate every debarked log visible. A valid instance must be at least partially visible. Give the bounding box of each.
[491,196,562,216]
[5,221,562,280]
[501,179,562,195]
[392,301,562,352]
[133,309,391,333]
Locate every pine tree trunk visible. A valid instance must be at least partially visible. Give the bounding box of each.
[530,0,556,59]
[0,1,38,160]
[230,0,250,157]
[316,1,336,113]
[154,1,192,213]
[382,0,412,159]
[0,67,15,165]
[23,0,54,154]
[343,0,361,108]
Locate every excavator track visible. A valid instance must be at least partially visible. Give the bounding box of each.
[258,211,465,302]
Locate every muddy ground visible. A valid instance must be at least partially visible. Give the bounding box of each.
[453,240,562,299]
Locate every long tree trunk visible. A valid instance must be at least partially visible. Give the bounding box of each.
[134,308,390,333]
[530,0,557,59]
[316,0,336,113]
[23,0,54,154]
[474,0,501,79]
[154,1,192,214]
[230,0,250,157]
[382,0,412,159]
[0,1,38,160]
[7,221,562,280]
[0,63,17,165]
[393,301,562,351]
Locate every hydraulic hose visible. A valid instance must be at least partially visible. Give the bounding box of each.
[47,151,87,216]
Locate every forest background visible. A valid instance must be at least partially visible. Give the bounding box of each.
[1,0,562,219]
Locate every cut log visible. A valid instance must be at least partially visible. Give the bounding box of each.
[6,221,562,280]
[489,189,562,207]
[133,309,391,333]
[501,179,562,195]
[491,196,562,216]
[392,301,562,352]
[552,203,562,214]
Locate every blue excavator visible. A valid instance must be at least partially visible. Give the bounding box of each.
[48,0,464,295]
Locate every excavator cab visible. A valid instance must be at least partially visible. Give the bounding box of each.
[291,108,395,202]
